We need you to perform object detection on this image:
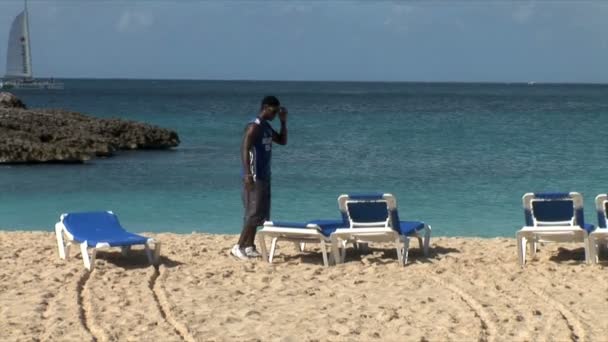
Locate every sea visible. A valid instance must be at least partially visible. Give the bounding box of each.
[2,80,608,237]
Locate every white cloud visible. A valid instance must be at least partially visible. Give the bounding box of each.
[392,4,414,15]
[512,2,536,23]
[280,3,314,15]
[45,5,59,20]
[384,4,415,33]
[116,9,154,33]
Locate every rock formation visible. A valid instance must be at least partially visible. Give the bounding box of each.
[0,93,179,163]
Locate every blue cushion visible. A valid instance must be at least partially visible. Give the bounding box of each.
[308,219,347,237]
[598,210,607,229]
[62,212,149,247]
[397,221,426,235]
[582,223,595,233]
[346,201,389,223]
[532,200,574,222]
[270,221,309,229]
[270,220,346,237]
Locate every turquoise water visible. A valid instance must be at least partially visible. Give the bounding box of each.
[2,80,608,237]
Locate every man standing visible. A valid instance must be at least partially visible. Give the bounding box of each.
[232,95,288,260]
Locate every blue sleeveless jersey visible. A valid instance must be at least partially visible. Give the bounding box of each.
[246,117,274,181]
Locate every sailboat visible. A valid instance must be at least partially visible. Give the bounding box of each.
[0,0,63,90]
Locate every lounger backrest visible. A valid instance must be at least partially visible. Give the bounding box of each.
[61,211,127,237]
[595,194,608,228]
[523,192,583,227]
[338,193,397,229]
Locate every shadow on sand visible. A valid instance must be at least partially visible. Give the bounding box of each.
[278,243,461,267]
[92,249,184,270]
[548,246,587,264]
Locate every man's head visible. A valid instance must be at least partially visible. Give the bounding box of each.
[260,95,280,120]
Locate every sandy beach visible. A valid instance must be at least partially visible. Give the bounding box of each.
[1,231,607,341]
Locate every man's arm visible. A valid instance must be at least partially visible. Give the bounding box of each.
[241,124,259,187]
[272,107,288,145]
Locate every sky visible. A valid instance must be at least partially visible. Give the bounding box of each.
[0,0,607,83]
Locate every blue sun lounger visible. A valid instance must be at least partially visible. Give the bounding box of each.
[516,192,594,266]
[55,211,161,270]
[258,219,346,267]
[330,193,431,266]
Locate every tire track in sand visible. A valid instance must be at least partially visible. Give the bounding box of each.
[493,261,588,342]
[524,284,587,342]
[149,267,196,342]
[77,270,107,342]
[428,274,497,342]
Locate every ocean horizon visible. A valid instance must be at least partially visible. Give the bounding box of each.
[21,77,608,85]
[2,79,608,237]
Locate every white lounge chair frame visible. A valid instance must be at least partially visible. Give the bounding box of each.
[516,192,591,267]
[589,194,608,264]
[330,194,431,266]
[257,221,339,267]
[55,212,161,271]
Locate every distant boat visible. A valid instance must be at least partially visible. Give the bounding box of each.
[527,81,535,86]
[1,0,63,90]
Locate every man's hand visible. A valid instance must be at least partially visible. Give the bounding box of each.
[279,106,288,122]
[244,175,254,192]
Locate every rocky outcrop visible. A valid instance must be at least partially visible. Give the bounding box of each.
[0,92,26,109]
[0,100,180,163]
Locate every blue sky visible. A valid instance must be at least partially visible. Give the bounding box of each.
[0,0,607,82]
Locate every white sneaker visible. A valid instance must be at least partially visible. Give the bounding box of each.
[245,246,261,258]
[231,245,249,260]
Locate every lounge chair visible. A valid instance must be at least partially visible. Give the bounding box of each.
[589,194,608,264]
[55,211,161,270]
[330,193,431,266]
[258,219,346,267]
[516,192,594,266]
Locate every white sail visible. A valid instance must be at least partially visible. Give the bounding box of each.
[5,9,32,79]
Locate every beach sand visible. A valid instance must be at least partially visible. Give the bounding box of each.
[1,231,608,341]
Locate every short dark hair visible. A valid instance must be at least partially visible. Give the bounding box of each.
[261,95,280,109]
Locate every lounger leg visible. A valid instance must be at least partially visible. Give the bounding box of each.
[300,242,306,252]
[516,233,527,267]
[423,225,431,257]
[121,246,131,256]
[584,234,591,265]
[588,235,597,264]
[530,239,537,259]
[144,244,154,265]
[80,242,92,271]
[65,242,72,260]
[257,233,270,263]
[319,239,329,267]
[269,237,278,263]
[395,237,403,265]
[55,224,66,259]
[330,235,342,264]
[293,242,303,252]
[403,237,411,266]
